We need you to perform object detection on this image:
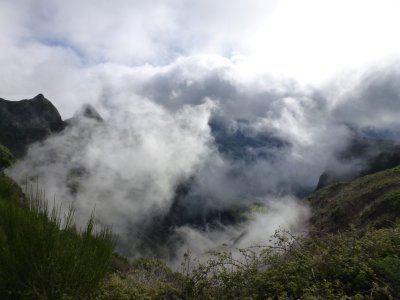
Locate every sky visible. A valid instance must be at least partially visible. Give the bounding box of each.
[4,0,400,262]
[1,0,400,117]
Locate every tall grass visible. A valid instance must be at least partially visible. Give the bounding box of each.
[0,182,114,299]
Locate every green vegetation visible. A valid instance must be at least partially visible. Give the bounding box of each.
[94,226,400,299]
[227,201,268,223]
[0,174,114,299]
[0,144,15,170]
[96,167,400,299]
[97,257,183,299]
[308,166,400,233]
[0,173,24,204]
[180,227,400,299]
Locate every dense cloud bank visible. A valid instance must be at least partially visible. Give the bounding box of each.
[3,0,400,114]
[7,56,400,261]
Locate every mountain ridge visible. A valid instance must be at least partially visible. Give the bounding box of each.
[0,94,66,157]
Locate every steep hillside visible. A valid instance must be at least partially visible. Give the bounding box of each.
[0,172,24,204]
[0,144,15,172]
[3,164,398,299]
[0,172,113,299]
[309,166,400,233]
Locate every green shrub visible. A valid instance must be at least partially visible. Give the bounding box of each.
[0,144,15,171]
[0,174,24,204]
[97,257,183,300]
[182,228,400,299]
[130,257,183,299]
[97,227,400,299]
[0,187,114,299]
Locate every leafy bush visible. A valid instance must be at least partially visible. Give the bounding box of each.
[181,227,400,299]
[97,257,183,300]
[96,227,400,299]
[0,174,24,204]
[0,184,114,299]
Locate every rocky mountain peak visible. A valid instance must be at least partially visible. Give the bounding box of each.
[75,104,103,122]
[0,94,66,157]
[64,103,103,126]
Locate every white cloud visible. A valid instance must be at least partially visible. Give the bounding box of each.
[8,96,214,238]
[2,0,400,110]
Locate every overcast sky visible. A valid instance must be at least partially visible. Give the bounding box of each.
[1,0,400,117]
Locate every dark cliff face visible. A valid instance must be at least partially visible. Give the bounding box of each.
[0,94,66,157]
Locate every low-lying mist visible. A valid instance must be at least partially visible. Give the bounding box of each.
[7,56,400,264]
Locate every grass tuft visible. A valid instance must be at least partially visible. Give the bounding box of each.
[0,180,114,299]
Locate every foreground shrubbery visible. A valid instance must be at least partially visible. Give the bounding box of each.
[1,173,399,299]
[0,178,114,299]
[180,227,400,299]
[97,257,183,299]
[0,144,15,171]
[98,226,400,300]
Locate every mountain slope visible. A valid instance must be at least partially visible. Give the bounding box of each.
[0,172,113,299]
[309,166,400,233]
[0,144,15,172]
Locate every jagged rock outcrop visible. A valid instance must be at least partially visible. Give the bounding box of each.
[0,94,66,157]
[65,103,103,125]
